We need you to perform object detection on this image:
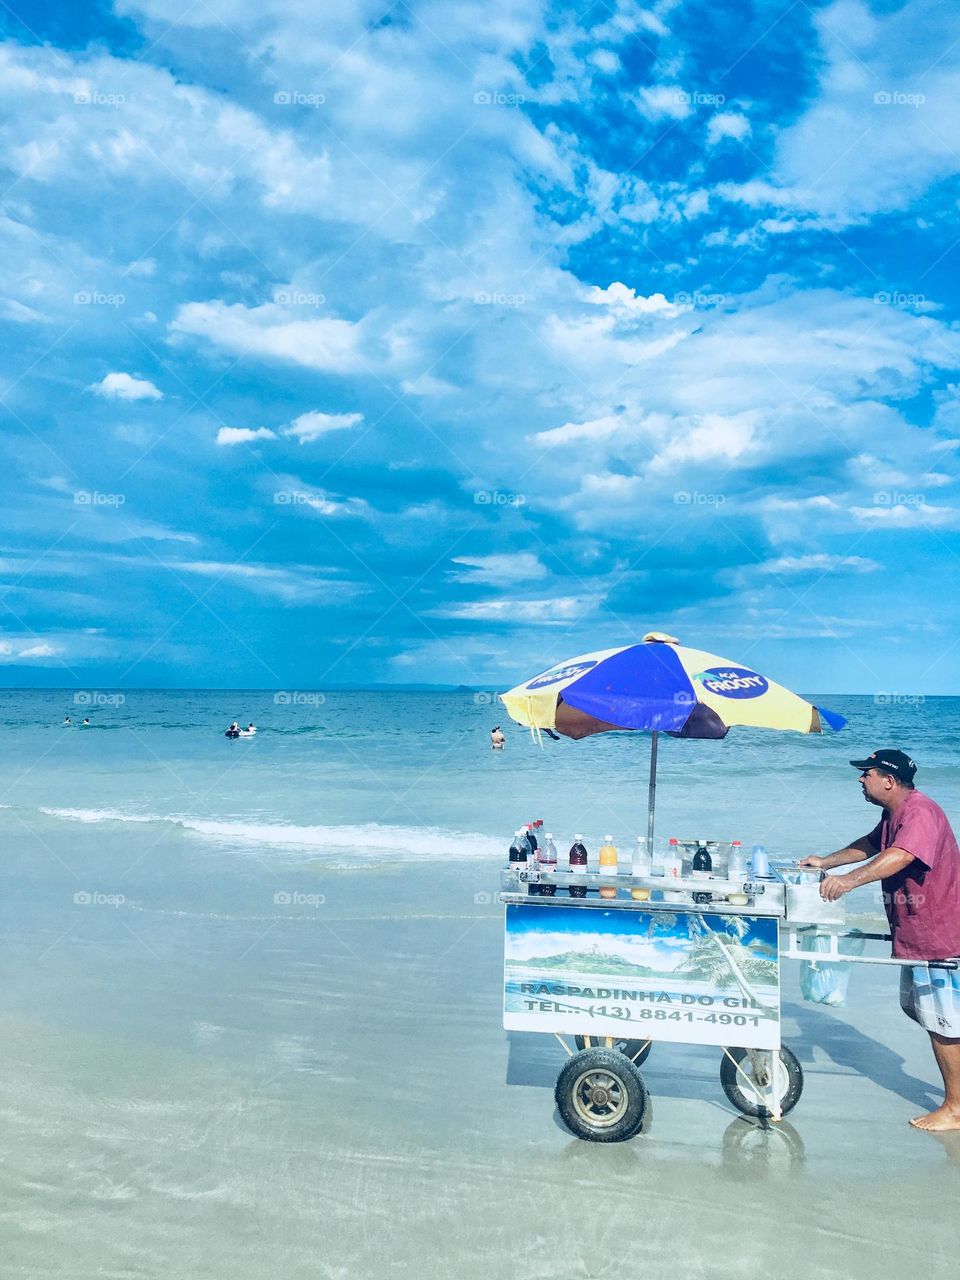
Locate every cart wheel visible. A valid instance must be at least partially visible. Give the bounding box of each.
[720,1046,803,1119]
[574,1035,651,1066]
[555,1048,647,1143]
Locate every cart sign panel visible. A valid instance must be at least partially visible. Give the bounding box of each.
[504,903,781,1049]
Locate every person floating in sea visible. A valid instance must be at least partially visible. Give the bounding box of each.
[63,716,71,725]
[800,748,960,1132]
[240,723,257,736]
[225,721,241,738]
[491,726,505,750]
[82,718,90,726]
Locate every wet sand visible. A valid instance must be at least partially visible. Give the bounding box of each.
[2,831,960,1279]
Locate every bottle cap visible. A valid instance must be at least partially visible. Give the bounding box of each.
[574,833,583,841]
[669,836,678,845]
[546,833,553,839]
[604,834,613,841]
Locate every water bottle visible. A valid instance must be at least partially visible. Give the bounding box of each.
[539,833,558,896]
[751,843,770,878]
[569,836,588,898]
[727,840,748,882]
[663,836,683,899]
[631,836,652,900]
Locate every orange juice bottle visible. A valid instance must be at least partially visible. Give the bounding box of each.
[599,835,618,898]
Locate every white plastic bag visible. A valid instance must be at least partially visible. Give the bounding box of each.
[799,930,866,1007]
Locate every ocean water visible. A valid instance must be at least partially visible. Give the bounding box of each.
[3,690,960,1277]
[0,689,957,864]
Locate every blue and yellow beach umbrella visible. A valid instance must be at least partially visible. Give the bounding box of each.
[500,632,845,842]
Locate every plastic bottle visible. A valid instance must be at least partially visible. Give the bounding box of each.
[727,840,748,882]
[691,838,713,905]
[663,836,683,899]
[524,823,538,856]
[599,836,618,899]
[538,833,558,896]
[631,836,652,900]
[751,843,770,878]
[508,830,527,865]
[569,836,588,898]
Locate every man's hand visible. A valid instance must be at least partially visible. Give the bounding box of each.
[820,873,852,902]
[798,855,827,871]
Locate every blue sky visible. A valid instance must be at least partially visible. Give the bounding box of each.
[1,0,959,691]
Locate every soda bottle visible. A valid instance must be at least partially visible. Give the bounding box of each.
[691,838,712,905]
[524,823,538,856]
[508,830,527,865]
[569,835,588,898]
[599,835,618,899]
[539,833,558,896]
[631,835,652,900]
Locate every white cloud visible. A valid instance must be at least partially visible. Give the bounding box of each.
[18,643,58,658]
[450,553,548,587]
[435,595,600,622]
[584,282,678,313]
[635,85,691,121]
[172,560,357,604]
[284,411,363,443]
[850,503,960,528]
[760,554,880,575]
[216,426,278,446]
[707,112,751,145]
[90,372,163,400]
[170,301,368,374]
[533,414,627,447]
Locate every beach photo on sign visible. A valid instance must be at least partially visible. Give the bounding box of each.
[504,905,780,1049]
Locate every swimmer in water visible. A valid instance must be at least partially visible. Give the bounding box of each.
[491,726,505,750]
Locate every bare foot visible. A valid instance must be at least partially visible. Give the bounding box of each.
[909,1105,960,1132]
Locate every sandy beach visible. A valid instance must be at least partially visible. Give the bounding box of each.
[3,807,960,1280]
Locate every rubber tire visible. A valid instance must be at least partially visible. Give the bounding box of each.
[555,1048,647,1143]
[719,1045,804,1119]
[574,1035,652,1066]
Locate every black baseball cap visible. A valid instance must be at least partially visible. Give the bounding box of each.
[850,749,917,784]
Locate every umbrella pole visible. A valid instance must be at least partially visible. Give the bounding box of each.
[646,730,658,852]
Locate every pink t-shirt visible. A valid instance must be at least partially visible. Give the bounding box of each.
[868,789,960,960]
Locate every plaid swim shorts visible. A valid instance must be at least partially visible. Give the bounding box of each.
[900,964,960,1036]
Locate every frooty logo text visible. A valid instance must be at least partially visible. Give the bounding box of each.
[695,667,769,699]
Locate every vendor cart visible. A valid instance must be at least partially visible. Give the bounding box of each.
[500,844,958,1142]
